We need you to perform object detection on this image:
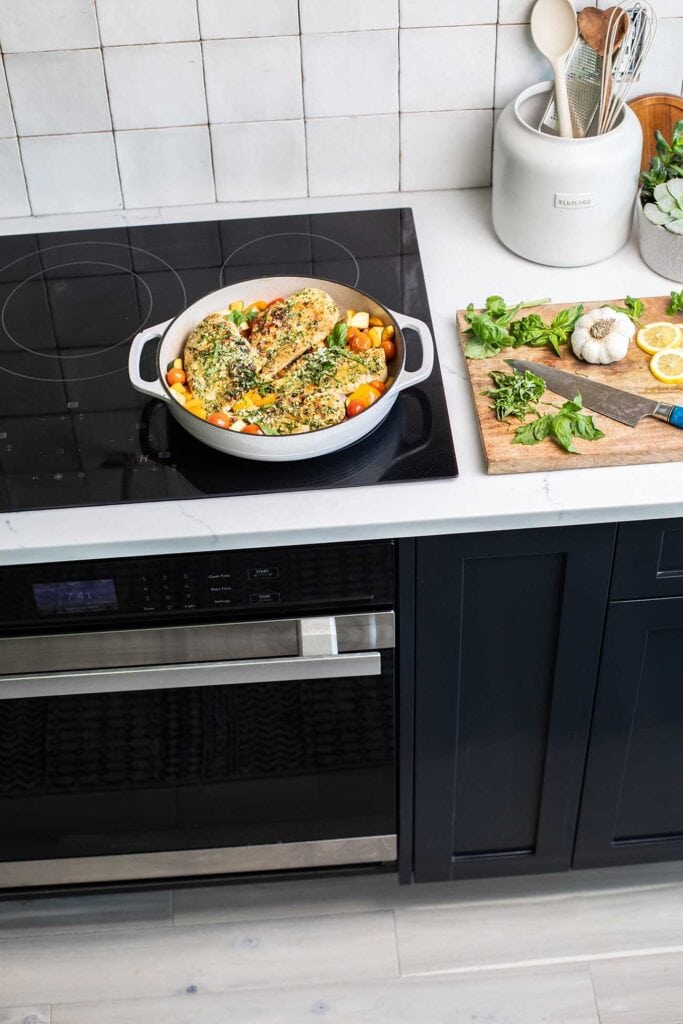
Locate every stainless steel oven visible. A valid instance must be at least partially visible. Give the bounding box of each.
[0,541,396,893]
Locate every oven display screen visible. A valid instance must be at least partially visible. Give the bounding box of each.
[33,578,118,615]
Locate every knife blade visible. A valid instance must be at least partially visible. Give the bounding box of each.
[505,358,683,429]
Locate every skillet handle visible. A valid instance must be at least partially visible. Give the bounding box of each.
[389,310,435,390]
[128,319,174,401]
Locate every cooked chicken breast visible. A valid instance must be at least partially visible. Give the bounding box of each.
[183,311,260,412]
[249,288,339,379]
[278,346,387,397]
[253,389,347,435]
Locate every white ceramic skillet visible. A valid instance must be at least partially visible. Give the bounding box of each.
[128,276,434,461]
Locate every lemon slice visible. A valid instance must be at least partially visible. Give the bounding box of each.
[637,321,683,355]
[650,347,683,385]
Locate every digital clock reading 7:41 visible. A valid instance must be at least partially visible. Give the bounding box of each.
[32,579,118,615]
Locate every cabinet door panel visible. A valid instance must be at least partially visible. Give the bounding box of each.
[414,526,615,882]
[575,598,683,866]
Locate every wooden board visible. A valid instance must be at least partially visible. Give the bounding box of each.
[456,295,683,475]
[630,94,683,172]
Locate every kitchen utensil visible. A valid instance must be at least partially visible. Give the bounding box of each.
[630,93,683,171]
[493,82,642,267]
[456,294,683,474]
[540,36,603,138]
[599,2,656,135]
[129,276,434,462]
[506,358,683,428]
[530,0,579,138]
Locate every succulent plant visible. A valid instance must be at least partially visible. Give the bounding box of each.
[640,120,683,204]
[643,179,683,235]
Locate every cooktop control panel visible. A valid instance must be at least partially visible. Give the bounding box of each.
[0,540,395,632]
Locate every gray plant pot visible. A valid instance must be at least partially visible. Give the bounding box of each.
[637,193,683,283]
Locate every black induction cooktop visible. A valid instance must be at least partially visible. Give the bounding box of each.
[0,208,457,514]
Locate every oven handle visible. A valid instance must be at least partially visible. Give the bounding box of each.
[0,651,382,701]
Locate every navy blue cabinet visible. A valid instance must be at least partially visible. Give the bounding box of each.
[575,596,683,868]
[412,525,615,882]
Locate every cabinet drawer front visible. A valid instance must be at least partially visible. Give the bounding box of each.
[611,518,683,599]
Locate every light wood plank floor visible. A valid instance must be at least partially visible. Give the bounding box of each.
[2,861,683,1023]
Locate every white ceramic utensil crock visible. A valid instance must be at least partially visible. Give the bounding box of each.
[493,81,643,267]
[128,276,434,462]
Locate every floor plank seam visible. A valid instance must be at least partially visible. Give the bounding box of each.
[401,945,683,978]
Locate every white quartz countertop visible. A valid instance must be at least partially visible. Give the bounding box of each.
[2,187,683,566]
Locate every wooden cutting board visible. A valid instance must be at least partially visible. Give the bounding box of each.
[456,295,683,475]
[630,94,683,172]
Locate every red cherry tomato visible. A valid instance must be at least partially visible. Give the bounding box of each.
[381,339,397,361]
[369,380,385,394]
[347,399,365,417]
[166,367,186,385]
[349,331,372,353]
[241,423,263,434]
[207,412,232,429]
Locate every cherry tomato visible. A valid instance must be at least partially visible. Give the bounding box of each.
[347,399,365,417]
[267,297,284,307]
[381,339,397,361]
[166,367,186,385]
[242,423,263,434]
[349,331,372,353]
[369,380,385,394]
[207,412,232,429]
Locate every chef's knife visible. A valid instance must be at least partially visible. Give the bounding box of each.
[505,358,683,429]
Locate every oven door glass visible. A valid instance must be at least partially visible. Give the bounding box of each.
[0,614,395,886]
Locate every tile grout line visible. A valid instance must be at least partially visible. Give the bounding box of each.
[195,0,218,205]
[0,52,33,214]
[296,0,310,197]
[92,0,125,210]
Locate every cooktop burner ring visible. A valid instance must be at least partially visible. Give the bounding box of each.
[219,232,361,288]
[2,261,155,363]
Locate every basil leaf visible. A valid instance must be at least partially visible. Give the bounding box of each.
[326,322,348,349]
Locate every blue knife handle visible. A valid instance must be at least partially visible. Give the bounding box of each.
[654,404,683,428]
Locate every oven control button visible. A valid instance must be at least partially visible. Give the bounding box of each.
[249,590,281,605]
[248,567,279,581]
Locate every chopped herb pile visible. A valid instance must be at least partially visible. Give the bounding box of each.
[481,369,545,421]
[508,304,584,357]
[667,290,683,316]
[513,395,604,453]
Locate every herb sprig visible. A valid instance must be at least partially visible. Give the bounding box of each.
[464,295,551,359]
[326,322,348,349]
[481,369,545,421]
[513,395,604,453]
[508,304,584,357]
[667,290,683,316]
[606,295,645,326]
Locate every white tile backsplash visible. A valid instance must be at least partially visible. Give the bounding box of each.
[198,0,300,39]
[212,120,307,201]
[302,31,398,117]
[400,26,496,112]
[96,0,199,46]
[306,114,399,196]
[203,36,303,124]
[300,0,398,34]
[0,137,29,216]
[0,0,680,217]
[494,23,550,110]
[0,0,99,52]
[400,0,497,27]
[4,49,111,136]
[20,133,121,214]
[104,43,206,130]
[116,126,215,208]
[0,62,15,138]
[400,109,493,190]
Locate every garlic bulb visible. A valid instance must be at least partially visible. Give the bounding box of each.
[570,307,635,365]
